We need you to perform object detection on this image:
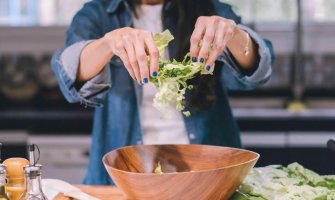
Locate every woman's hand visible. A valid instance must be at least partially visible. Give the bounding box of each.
[190,16,258,72]
[190,16,236,71]
[104,27,160,84]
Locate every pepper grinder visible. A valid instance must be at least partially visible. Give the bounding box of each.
[3,157,29,200]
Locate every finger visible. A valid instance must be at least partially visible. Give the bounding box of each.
[135,36,149,84]
[205,22,226,71]
[117,48,135,80]
[198,17,218,64]
[113,40,136,80]
[222,21,235,47]
[214,21,226,50]
[124,38,141,84]
[205,48,220,72]
[144,34,160,77]
[190,17,206,62]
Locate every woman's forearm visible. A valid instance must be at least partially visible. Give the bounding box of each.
[78,37,114,81]
[226,28,258,73]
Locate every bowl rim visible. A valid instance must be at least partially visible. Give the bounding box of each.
[102,144,260,176]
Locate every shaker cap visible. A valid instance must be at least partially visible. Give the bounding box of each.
[3,157,29,178]
[0,164,6,174]
[23,164,42,173]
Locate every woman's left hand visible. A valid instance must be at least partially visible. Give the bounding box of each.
[190,16,237,71]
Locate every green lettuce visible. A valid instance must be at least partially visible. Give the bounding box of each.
[154,161,163,174]
[151,30,213,117]
[230,163,335,200]
[153,30,174,57]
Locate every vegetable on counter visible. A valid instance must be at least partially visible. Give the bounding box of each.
[230,162,335,200]
[154,161,163,174]
[151,30,213,117]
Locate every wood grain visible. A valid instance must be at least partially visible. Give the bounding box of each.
[55,186,126,200]
[103,144,259,200]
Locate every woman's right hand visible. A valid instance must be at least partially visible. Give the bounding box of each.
[104,27,160,84]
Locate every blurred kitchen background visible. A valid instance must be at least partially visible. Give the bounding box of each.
[0,0,334,183]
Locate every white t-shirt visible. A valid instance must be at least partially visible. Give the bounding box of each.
[132,4,189,145]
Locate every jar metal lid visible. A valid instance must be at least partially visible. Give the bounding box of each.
[0,164,6,174]
[23,164,42,173]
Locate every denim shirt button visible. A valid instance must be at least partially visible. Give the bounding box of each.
[189,133,196,140]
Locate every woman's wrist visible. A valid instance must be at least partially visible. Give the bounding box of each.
[226,27,258,71]
[226,27,249,56]
[102,34,115,58]
[78,37,114,81]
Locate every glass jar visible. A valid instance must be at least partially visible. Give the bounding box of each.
[0,164,9,200]
[19,164,47,200]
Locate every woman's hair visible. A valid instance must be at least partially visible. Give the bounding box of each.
[126,0,221,111]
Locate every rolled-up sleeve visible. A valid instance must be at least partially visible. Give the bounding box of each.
[51,41,111,107]
[51,1,111,107]
[218,24,274,90]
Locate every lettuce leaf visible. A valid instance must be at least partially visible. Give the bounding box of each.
[151,30,212,117]
[154,161,163,174]
[231,163,335,200]
[153,30,174,57]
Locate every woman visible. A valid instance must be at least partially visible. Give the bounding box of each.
[51,0,273,185]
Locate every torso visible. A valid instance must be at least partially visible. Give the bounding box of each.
[132,4,189,145]
[82,0,242,185]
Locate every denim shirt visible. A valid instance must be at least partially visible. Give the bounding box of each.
[51,0,273,185]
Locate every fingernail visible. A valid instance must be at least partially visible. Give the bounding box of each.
[205,65,211,71]
[152,71,158,77]
[192,57,197,62]
[143,78,148,84]
[199,58,204,63]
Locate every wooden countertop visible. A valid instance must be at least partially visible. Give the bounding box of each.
[55,186,126,200]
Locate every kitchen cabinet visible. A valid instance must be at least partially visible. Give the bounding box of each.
[0,26,65,56]
[29,135,91,184]
[0,112,92,184]
[237,108,335,175]
[0,130,28,160]
[1,108,334,182]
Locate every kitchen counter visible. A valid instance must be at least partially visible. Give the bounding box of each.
[55,185,125,200]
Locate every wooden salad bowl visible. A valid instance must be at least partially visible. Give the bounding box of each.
[103,144,259,200]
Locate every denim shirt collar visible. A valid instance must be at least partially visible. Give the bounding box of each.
[106,0,126,13]
[107,0,171,13]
